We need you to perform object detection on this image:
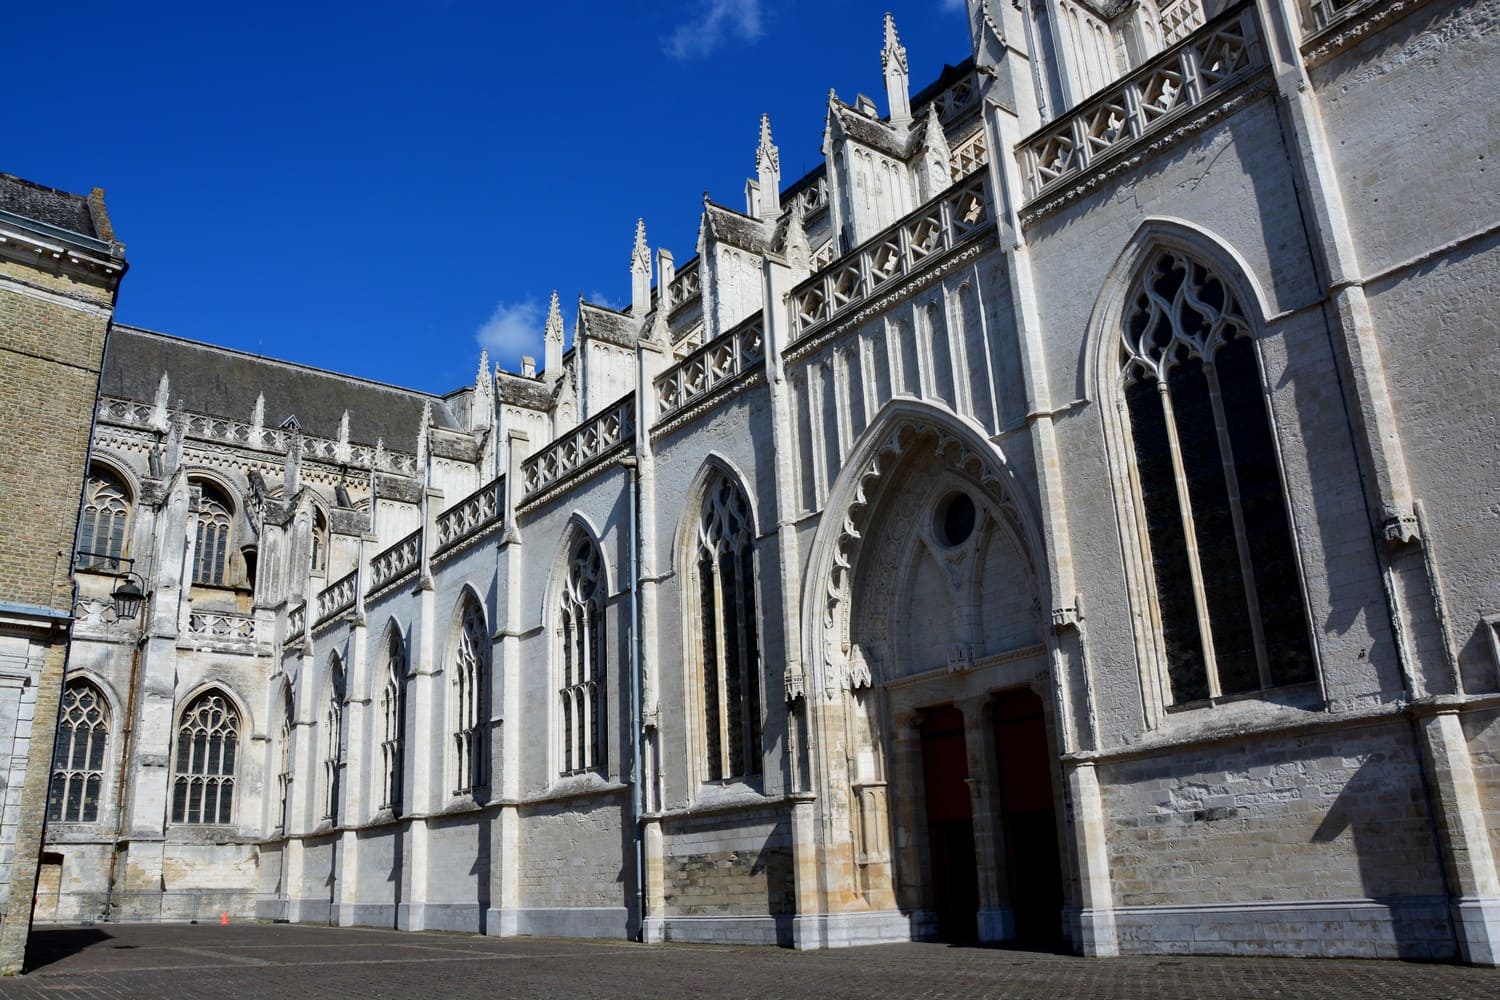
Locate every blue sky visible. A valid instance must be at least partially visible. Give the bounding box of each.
[9,2,974,395]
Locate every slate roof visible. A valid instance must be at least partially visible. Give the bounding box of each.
[703,203,772,254]
[102,325,458,449]
[579,303,638,348]
[0,173,97,237]
[495,370,554,410]
[829,103,910,159]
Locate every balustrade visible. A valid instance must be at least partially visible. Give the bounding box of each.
[433,476,505,555]
[286,602,307,642]
[370,527,422,591]
[654,317,765,421]
[521,396,635,498]
[187,610,260,642]
[665,260,702,311]
[949,129,988,181]
[788,174,992,340]
[1018,3,1260,200]
[314,570,358,625]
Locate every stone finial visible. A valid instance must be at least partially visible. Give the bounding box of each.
[476,349,491,394]
[335,410,352,464]
[631,219,652,317]
[416,400,432,468]
[882,12,912,128]
[544,290,564,379]
[251,393,265,432]
[917,104,953,200]
[521,356,537,378]
[151,371,171,430]
[755,114,781,221]
[784,198,810,278]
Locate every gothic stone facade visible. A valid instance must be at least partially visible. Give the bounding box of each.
[36,0,1500,963]
[0,174,126,971]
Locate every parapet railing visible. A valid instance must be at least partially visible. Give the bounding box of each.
[522,396,635,500]
[314,569,358,626]
[654,315,765,423]
[433,476,505,557]
[949,128,988,182]
[788,172,993,341]
[1017,2,1262,201]
[97,397,420,476]
[369,527,422,593]
[186,610,260,643]
[665,259,702,312]
[285,602,307,645]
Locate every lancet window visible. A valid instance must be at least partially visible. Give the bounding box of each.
[452,599,488,796]
[277,687,293,831]
[171,691,239,824]
[323,661,345,822]
[380,633,406,812]
[78,468,130,571]
[559,537,605,775]
[193,483,234,586]
[1119,249,1315,704]
[48,682,109,823]
[695,474,763,781]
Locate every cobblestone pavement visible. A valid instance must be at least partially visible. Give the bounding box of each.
[2,924,1497,999]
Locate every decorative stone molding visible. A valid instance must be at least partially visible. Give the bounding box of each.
[1381,504,1422,546]
[521,395,634,504]
[654,315,764,423]
[432,476,505,557]
[369,528,421,595]
[1300,0,1437,67]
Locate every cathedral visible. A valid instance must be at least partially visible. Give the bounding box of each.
[26,0,1500,964]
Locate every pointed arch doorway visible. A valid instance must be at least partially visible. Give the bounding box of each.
[808,408,1070,948]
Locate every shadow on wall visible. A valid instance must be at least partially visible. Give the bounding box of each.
[764,814,796,947]
[23,927,113,972]
[1311,747,1454,959]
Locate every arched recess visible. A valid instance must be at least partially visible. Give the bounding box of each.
[798,398,1063,935]
[373,618,409,815]
[801,399,1051,700]
[1083,218,1318,723]
[446,584,491,799]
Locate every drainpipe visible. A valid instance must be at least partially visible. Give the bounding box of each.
[619,455,645,940]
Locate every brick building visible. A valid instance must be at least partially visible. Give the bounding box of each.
[0,175,126,971]
[26,0,1500,965]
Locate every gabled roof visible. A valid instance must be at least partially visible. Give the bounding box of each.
[703,201,772,254]
[578,302,637,348]
[495,369,554,410]
[827,100,910,159]
[102,325,458,449]
[0,173,97,236]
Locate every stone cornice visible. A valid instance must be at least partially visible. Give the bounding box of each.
[1301,0,1440,68]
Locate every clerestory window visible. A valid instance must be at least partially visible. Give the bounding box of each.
[171,691,239,824]
[695,474,763,781]
[559,537,605,776]
[49,682,109,823]
[1120,249,1315,704]
[192,483,234,586]
[78,468,130,572]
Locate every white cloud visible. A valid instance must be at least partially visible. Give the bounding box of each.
[664,0,764,60]
[587,290,618,310]
[940,0,966,11]
[475,299,544,368]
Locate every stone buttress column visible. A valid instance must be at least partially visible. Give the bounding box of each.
[959,694,1012,943]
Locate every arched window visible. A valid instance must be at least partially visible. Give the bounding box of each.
[559,537,605,775]
[452,600,488,796]
[323,661,345,822]
[172,691,240,824]
[277,686,294,832]
[380,633,406,813]
[695,474,763,781]
[193,482,234,586]
[311,508,328,574]
[1120,250,1315,704]
[79,468,130,572]
[49,682,109,822]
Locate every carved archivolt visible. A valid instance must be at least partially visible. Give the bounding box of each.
[811,415,1035,700]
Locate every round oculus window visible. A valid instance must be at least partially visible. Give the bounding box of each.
[934,491,977,547]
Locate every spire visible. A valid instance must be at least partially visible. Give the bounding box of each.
[151,371,171,431]
[544,290,564,379]
[416,400,432,469]
[882,12,912,128]
[251,393,265,432]
[755,114,781,221]
[783,196,810,279]
[631,219,652,318]
[476,349,491,393]
[917,103,953,200]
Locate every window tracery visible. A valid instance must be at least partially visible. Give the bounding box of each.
[323,661,345,822]
[695,474,763,781]
[380,634,405,812]
[277,687,293,832]
[193,483,234,586]
[1119,249,1315,703]
[171,691,239,824]
[79,468,129,571]
[452,600,488,795]
[49,682,109,823]
[559,537,605,775]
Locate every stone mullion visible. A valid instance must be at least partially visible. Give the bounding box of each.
[710,554,731,780]
[1202,360,1273,689]
[1157,378,1222,698]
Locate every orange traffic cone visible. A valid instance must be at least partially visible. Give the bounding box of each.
[220,911,229,926]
